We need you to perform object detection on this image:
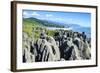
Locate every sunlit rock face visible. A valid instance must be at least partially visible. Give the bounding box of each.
[22,31,91,63]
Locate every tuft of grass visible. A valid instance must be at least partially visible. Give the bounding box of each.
[23,24,33,37]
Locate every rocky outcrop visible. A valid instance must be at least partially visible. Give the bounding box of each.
[22,30,91,63]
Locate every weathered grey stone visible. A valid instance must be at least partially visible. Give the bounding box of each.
[22,30,91,62]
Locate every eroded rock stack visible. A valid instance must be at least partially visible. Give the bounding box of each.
[22,30,91,63]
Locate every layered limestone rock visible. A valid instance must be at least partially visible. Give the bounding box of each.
[22,30,91,63]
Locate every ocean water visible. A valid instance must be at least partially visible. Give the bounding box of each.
[72,27,91,38]
[46,26,91,38]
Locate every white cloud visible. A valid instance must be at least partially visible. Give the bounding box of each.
[45,14,53,17]
[23,11,28,16]
[23,11,40,18]
[68,18,73,21]
[55,18,64,21]
[23,11,31,18]
[31,12,40,16]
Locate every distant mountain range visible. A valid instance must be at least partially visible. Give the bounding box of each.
[23,17,64,28]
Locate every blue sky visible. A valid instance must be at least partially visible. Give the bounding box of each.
[23,10,91,27]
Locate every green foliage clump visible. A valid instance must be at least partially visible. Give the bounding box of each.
[46,30,57,37]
